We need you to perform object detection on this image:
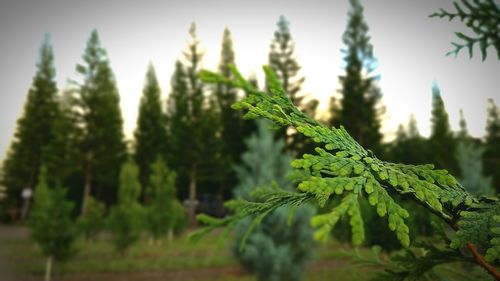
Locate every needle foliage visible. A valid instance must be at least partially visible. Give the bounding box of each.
[194,65,500,280]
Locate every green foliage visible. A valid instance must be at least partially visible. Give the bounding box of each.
[213,27,244,197]
[166,23,225,224]
[329,0,383,156]
[28,167,77,261]
[43,90,81,188]
[484,99,500,193]
[232,119,315,281]
[455,141,493,197]
[234,120,291,200]
[77,196,106,241]
[367,242,491,281]
[145,156,186,241]
[2,35,60,209]
[134,63,167,201]
[73,29,127,208]
[108,160,144,253]
[429,84,458,174]
[268,16,305,108]
[197,65,500,279]
[430,0,500,60]
[268,16,317,155]
[388,115,429,165]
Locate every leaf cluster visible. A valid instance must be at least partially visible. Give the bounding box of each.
[195,65,500,279]
[28,168,77,261]
[430,0,500,60]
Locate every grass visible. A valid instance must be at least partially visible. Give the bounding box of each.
[1,227,381,281]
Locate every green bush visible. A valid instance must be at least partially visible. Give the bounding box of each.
[145,156,186,243]
[28,167,77,281]
[77,196,105,241]
[108,159,144,253]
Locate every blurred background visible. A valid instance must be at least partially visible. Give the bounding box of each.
[0,0,498,280]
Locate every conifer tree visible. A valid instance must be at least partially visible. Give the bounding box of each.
[145,156,186,243]
[329,0,384,155]
[73,30,126,214]
[389,115,428,165]
[197,66,500,280]
[268,16,317,155]
[213,27,244,197]
[134,63,167,202]
[484,99,500,192]
[43,89,81,188]
[77,196,105,241]
[455,112,493,196]
[268,16,305,108]
[28,167,77,281]
[2,35,59,211]
[167,23,223,224]
[233,120,315,281]
[429,83,457,174]
[108,159,143,253]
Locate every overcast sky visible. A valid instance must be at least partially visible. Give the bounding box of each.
[0,0,499,160]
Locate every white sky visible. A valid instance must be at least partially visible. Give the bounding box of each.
[0,0,499,160]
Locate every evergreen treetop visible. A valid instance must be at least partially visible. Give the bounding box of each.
[484,99,500,193]
[167,23,224,224]
[429,83,457,174]
[329,0,384,155]
[197,65,500,280]
[268,16,318,156]
[268,15,305,107]
[407,114,420,139]
[2,34,59,208]
[74,29,126,211]
[214,27,244,197]
[134,63,167,201]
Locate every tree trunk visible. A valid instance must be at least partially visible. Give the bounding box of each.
[188,167,197,226]
[167,228,174,244]
[81,161,92,216]
[44,256,53,281]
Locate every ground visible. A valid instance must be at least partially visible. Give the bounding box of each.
[0,225,381,281]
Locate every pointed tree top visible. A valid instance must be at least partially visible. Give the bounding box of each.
[432,81,441,98]
[458,109,469,139]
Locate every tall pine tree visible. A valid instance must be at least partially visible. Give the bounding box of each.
[484,98,500,192]
[134,63,167,202]
[268,16,305,108]
[2,35,59,212]
[328,0,384,155]
[167,23,223,224]
[43,89,81,190]
[429,83,457,174]
[73,30,126,215]
[268,16,317,155]
[214,27,244,199]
